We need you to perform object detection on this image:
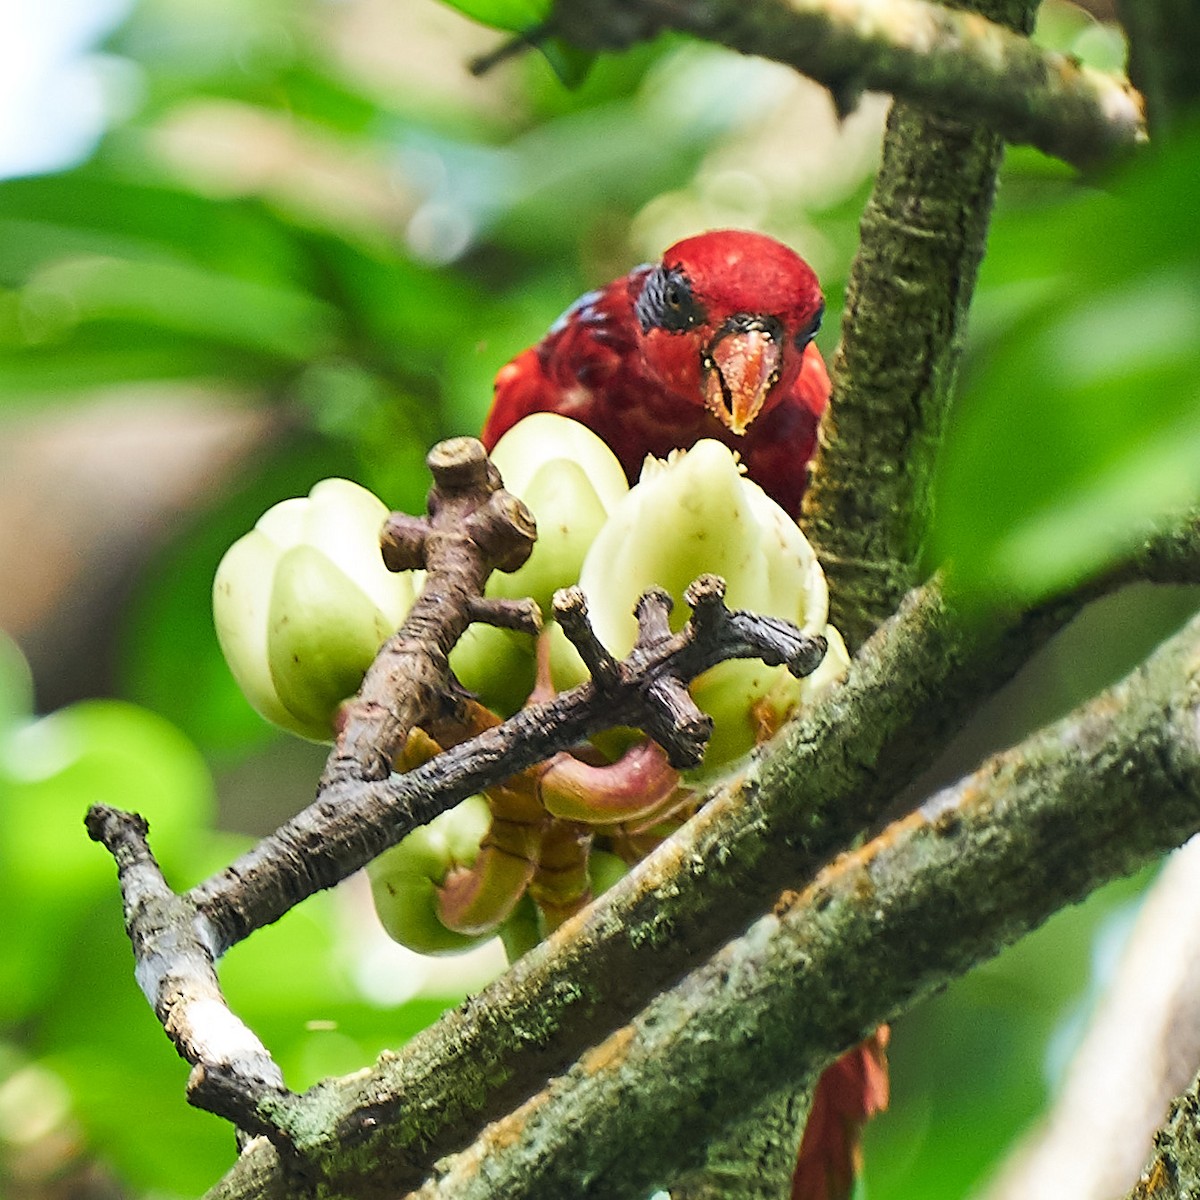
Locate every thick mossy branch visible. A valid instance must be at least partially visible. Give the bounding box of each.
[205,586,1082,1195]
[539,0,1143,170]
[797,0,1038,651]
[1127,1064,1200,1200]
[409,613,1200,1200]
[688,0,1036,1175]
[803,101,1006,646]
[203,518,1197,1199]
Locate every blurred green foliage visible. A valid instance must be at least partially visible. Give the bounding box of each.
[930,124,1200,608]
[0,0,1196,1196]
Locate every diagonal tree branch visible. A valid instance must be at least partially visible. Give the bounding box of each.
[407,607,1200,1200]
[541,0,1143,172]
[89,570,825,1136]
[202,508,1198,1196]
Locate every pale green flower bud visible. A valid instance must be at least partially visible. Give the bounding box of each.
[552,440,835,769]
[367,795,494,956]
[452,415,629,714]
[214,478,415,742]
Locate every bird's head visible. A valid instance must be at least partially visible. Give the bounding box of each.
[628,230,825,435]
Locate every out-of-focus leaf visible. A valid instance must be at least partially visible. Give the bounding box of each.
[538,38,596,89]
[2,701,213,893]
[0,329,266,398]
[19,255,337,359]
[0,699,213,1026]
[930,125,1200,607]
[437,0,550,35]
[0,632,34,732]
[0,171,307,284]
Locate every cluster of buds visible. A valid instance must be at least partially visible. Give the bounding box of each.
[213,416,847,957]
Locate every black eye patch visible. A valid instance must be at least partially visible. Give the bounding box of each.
[635,265,706,333]
[793,301,825,351]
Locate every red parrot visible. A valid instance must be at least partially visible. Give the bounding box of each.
[482,229,830,518]
[483,230,887,1200]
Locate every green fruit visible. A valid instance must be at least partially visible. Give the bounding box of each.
[368,796,495,956]
[266,544,395,737]
[213,478,417,742]
[488,457,612,617]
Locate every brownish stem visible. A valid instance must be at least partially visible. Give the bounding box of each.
[326,437,538,785]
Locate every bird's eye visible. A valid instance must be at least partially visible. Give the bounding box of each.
[794,301,825,351]
[635,265,704,333]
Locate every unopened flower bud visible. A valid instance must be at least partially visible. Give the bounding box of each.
[452,414,628,714]
[214,479,415,741]
[367,796,494,956]
[553,440,836,768]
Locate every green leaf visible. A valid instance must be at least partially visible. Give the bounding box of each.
[437,0,551,35]
[2,701,214,892]
[17,255,338,361]
[538,38,596,88]
[0,171,307,285]
[930,127,1200,607]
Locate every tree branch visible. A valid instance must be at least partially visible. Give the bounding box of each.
[201,587,1079,1194]
[190,575,825,954]
[325,437,539,787]
[1127,1062,1200,1200]
[407,608,1200,1200]
[540,0,1143,171]
[201,508,1196,1196]
[89,553,825,1145]
[684,0,1039,1179]
[798,0,1036,647]
[82,808,299,1140]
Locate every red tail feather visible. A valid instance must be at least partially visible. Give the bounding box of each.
[792,1027,891,1200]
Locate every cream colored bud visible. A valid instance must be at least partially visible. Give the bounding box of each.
[213,479,415,741]
[452,415,629,715]
[553,440,836,769]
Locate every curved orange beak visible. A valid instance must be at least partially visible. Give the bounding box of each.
[702,323,783,436]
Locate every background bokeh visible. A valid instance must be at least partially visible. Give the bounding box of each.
[1,1,1198,1196]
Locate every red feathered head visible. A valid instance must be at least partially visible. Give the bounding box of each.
[628,230,825,434]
